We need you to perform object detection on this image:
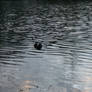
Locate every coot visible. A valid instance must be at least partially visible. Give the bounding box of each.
[34,42,42,50]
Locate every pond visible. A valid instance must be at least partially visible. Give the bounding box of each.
[0,1,92,92]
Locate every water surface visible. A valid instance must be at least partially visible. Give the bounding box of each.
[0,1,92,92]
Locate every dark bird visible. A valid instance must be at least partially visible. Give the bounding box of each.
[34,42,42,50]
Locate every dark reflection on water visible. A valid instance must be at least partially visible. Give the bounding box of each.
[0,1,92,92]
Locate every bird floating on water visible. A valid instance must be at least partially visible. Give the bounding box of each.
[34,42,42,50]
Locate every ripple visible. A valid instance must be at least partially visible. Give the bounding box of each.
[0,1,92,92]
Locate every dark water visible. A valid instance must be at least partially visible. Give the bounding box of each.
[0,1,92,92]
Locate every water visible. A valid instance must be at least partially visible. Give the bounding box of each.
[0,1,92,92]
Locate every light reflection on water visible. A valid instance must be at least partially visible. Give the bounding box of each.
[0,1,92,92]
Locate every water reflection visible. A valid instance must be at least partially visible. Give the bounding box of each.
[0,1,92,92]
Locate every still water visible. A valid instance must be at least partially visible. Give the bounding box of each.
[0,1,92,92]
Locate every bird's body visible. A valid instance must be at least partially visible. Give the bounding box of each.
[34,42,42,50]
